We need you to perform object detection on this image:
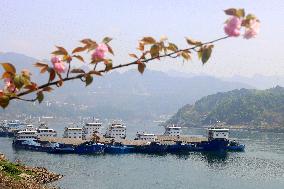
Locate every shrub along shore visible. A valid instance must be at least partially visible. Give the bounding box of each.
[0,152,62,189]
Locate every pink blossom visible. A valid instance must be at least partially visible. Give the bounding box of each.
[4,78,17,93]
[53,62,66,73]
[244,19,260,39]
[51,56,61,64]
[92,43,108,60]
[4,78,12,86]
[224,16,242,37]
[51,56,65,73]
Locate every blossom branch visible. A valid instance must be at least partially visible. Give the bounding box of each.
[10,35,229,100]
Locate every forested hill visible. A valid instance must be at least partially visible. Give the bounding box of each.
[165,86,284,129]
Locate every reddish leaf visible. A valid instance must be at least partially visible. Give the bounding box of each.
[40,66,48,74]
[224,8,237,16]
[106,44,114,55]
[185,37,202,46]
[72,46,87,54]
[71,69,85,74]
[49,69,56,82]
[0,95,9,109]
[85,74,93,86]
[141,37,156,44]
[1,63,16,74]
[24,82,38,90]
[2,72,13,79]
[73,55,85,62]
[138,63,146,74]
[89,70,102,76]
[129,54,138,59]
[42,86,53,92]
[34,62,48,68]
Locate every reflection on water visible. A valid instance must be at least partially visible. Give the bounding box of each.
[0,129,284,189]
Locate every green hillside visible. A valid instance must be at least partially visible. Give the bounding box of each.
[166,86,284,129]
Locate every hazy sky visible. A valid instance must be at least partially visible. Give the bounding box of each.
[0,0,283,77]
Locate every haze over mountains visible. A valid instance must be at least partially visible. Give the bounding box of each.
[0,52,283,121]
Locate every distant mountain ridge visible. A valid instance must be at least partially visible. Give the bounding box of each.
[165,86,284,129]
[0,52,268,121]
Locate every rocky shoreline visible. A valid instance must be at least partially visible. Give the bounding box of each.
[0,152,62,189]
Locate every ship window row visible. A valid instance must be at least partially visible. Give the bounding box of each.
[68,136,81,138]
[19,136,35,138]
[38,130,54,133]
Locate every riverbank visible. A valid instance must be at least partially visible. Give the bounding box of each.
[0,152,62,189]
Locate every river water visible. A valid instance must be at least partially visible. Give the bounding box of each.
[0,124,283,189]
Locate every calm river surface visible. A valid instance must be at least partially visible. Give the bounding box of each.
[0,123,283,189]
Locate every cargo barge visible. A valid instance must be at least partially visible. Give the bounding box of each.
[12,126,245,154]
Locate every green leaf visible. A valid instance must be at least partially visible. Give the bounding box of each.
[13,75,24,89]
[0,95,9,109]
[201,45,213,64]
[1,63,16,74]
[37,91,44,103]
[105,63,113,72]
[138,63,146,74]
[150,44,159,58]
[102,37,112,44]
[85,74,93,86]
[141,37,156,44]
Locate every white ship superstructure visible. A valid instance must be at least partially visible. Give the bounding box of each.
[63,127,83,139]
[16,130,38,141]
[135,132,157,142]
[208,128,229,141]
[104,121,126,140]
[163,125,182,137]
[82,118,102,140]
[37,128,57,138]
